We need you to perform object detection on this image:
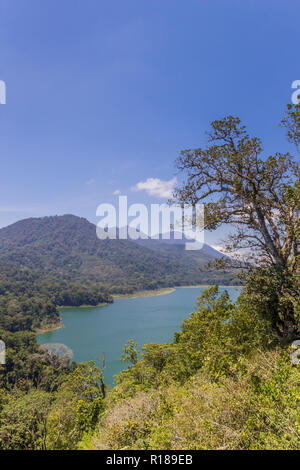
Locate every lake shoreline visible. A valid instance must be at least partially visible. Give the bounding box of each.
[36,285,242,334]
[113,287,176,299]
[177,284,243,289]
[113,284,242,299]
[59,302,111,311]
[35,321,63,335]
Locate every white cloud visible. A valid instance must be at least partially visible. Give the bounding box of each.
[131,177,177,199]
[113,189,121,195]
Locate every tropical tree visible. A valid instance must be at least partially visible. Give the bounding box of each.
[281,103,300,148]
[121,340,139,366]
[174,110,299,340]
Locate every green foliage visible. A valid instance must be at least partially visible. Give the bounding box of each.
[239,267,300,341]
[0,329,72,392]
[0,389,52,450]
[0,358,106,450]
[92,287,299,450]
[93,352,300,450]
[112,287,273,395]
[0,259,113,332]
[121,340,140,366]
[46,362,105,450]
[281,103,300,149]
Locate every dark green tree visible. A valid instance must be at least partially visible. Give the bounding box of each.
[0,390,52,450]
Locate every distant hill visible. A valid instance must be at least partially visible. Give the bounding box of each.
[0,215,237,292]
[0,215,239,331]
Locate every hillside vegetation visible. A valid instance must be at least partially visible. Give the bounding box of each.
[87,287,300,450]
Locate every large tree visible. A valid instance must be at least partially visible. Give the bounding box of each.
[174,107,299,340]
[281,103,300,149]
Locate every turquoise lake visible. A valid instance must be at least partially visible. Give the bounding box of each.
[37,286,241,386]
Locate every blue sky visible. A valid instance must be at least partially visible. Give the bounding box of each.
[0,0,299,246]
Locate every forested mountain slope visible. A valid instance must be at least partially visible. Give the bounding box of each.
[0,215,237,292]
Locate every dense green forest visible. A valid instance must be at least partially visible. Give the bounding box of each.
[0,105,299,450]
[0,261,113,332]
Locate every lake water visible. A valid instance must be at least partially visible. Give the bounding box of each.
[37,286,241,386]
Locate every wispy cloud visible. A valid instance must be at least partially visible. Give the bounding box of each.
[131,177,177,199]
[113,189,121,195]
